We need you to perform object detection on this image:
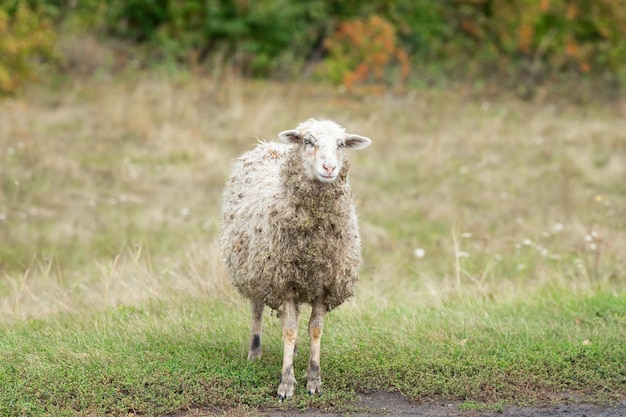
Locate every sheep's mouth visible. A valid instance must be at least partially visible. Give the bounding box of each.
[316,172,338,183]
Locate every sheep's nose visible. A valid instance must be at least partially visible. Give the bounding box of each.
[322,163,336,175]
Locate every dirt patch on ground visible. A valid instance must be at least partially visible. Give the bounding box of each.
[175,391,626,416]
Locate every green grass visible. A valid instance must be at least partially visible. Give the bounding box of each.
[0,75,625,415]
[1,291,624,415]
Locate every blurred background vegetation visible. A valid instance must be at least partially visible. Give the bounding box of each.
[0,0,625,98]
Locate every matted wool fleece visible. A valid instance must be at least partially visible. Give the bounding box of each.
[220,142,362,311]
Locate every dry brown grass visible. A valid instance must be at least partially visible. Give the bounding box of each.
[1,74,625,320]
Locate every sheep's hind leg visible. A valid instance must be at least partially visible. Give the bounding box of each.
[306,300,325,395]
[248,299,264,360]
[277,299,299,400]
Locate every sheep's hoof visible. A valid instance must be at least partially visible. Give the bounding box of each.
[277,378,296,401]
[306,377,322,396]
[247,349,262,361]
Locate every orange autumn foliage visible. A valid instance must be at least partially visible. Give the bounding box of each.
[323,15,410,89]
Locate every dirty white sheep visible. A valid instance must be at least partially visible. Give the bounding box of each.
[219,118,372,400]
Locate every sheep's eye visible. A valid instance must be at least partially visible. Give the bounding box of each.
[303,138,314,146]
[337,140,345,149]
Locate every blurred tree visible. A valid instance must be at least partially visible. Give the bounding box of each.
[0,0,625,91]
[0,0,57,94]
[323,14,410,88]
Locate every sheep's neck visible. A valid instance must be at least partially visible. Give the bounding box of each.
[283,149,350,227]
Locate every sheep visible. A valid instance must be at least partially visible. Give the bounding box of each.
[219,118,371,400]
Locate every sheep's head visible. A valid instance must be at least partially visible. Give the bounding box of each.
[278,119,371,183]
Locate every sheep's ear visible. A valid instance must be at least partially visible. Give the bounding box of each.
[344,134,372,150]
[278,129,301,144]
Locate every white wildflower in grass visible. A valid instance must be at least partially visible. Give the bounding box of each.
[583,231,601,251]
[516,263,526,271]
[414,248,426,259]
[124,158,139,179]
[582,340,591,346]
[552,223,564,232]
[540,248,549,257]
[460,232,473,238]
[128,168,139,180]
[574,258,585,270]
[522,239,532,246]
[0,213,6,222]
[494,254,503,261]
[456,251,469,259]
[180,207,190,217]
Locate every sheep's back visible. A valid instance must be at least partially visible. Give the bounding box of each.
[220,142,286,274]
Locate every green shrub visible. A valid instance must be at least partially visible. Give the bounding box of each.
[103,0,329,76]
[425,0,626,83]
[0,1,57,94]
[2,0,626,91]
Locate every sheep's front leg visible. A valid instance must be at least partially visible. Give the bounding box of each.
[248,299,264,360]
[307,300,326,395]
[278,299,299,400]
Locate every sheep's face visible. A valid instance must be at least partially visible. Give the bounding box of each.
[278,119,371,183]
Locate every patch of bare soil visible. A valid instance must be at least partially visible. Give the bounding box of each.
[175,391,626,417]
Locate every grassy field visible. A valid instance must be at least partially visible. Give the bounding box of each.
[0,74,625,416]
